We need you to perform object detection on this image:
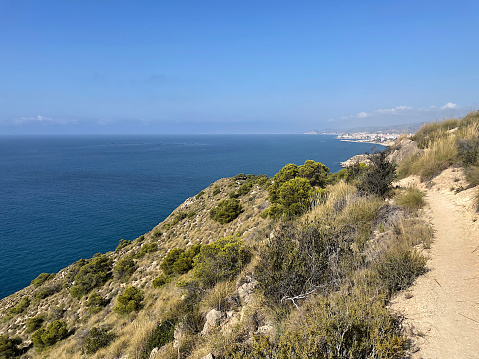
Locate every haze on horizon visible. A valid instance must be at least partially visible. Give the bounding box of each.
[0,0,477,135]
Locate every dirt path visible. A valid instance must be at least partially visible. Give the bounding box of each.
[391,169,479,359]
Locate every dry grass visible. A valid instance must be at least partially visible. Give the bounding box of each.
[395,186,426,211]
[199,280,237,315]
[399,111,479,181]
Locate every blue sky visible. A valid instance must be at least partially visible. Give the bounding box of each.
[0,0,478,134]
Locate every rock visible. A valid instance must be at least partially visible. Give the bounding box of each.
[200,354,215,359]
[149,347,159,359]
[386,138,422,165]
[201,309,223,335]
[237,277,257,305]
[173,321,187,348]
[340,154,371,168]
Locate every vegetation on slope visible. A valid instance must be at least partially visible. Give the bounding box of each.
[8,111,479,358]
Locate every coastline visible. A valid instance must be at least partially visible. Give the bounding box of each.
[339,139,394,147]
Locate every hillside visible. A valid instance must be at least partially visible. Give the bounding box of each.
[1,112,478,359]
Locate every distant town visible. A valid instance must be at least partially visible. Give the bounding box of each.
[335,131,412,145]
[304,122,423,146]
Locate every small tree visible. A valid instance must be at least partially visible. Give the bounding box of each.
[0,335,22,358]
[32,320,68,349]
[114,286,144,314]
[193,236,251,287]
[357,151,396,197]
[113,256,137,282]
[82,327,115,354]
[86,293,107,314]
[209,198,242,224]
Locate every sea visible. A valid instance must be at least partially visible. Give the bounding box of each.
[0,134,383,299]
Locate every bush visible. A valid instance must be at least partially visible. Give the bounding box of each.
[32,320,68,349]
[26,316,44,333]
[140,320,176,359]
[6,296,30,316]
[115,239,131,252]
[237,182,253,196]
[275,177,313,217]
[114,286,144,315]
[31,272,55,287]
[256,221,351,305]
[374,245,427,295]
[193,236,251,288]
[465,165,479,186]
[82,326,116,354]
[86,293,108,314]
[113,256,137,282]
[195,190,205,199]
[160,248,185,275]
[209,198,242,224]
[135,242,158,258]
[277,295,405,358]
[35,286,59,301]
[298,160,329,187]
[70,253,113,299]
[152,274,173,288]
[356,150,396,197]
[395,187,426,211]
[213,186,221,196]
[0,335,22,358]
[457,137,479,166]
[160,244,202,276]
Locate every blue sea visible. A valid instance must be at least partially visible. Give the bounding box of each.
[0,135,382,299]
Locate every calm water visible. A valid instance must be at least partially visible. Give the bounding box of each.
[0,135,382,299]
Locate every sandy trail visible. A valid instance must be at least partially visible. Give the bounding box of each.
[392,169,479,359]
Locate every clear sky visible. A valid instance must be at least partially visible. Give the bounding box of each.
[1,0,478,134]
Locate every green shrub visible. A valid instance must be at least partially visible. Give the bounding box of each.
[278,295,405,358]
[0,335,22,358]
[160,244,201,275]
[193,236,251,288]
[32,320,68,350]
[274,177,313,217]
[228,191,240,199]
[195,190,205,199]
[35,286,59,301]
[356,150,396,197]
[152,274,173,288]
[395,187,426,210]
[114,286,144,315]
[6,296,30,316]
[70,253,113,299]
[457,137,479,166]
[140,320,176,359]
[465,165,479,186]
[135,243,158,259]
[173,244,201,274]
[115,239,132,252]
[374,245,427,295]
[298,159,330,187]
[30,272,55,287]
[209,198,242,224]
[213,186,221,196]
[256,220,351,304]
[113,256,137,282]
[237,182,253,196]
[86,293,107,314]
[26,316,44,333]
[160,248,185,275]
[82,326,115,354]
